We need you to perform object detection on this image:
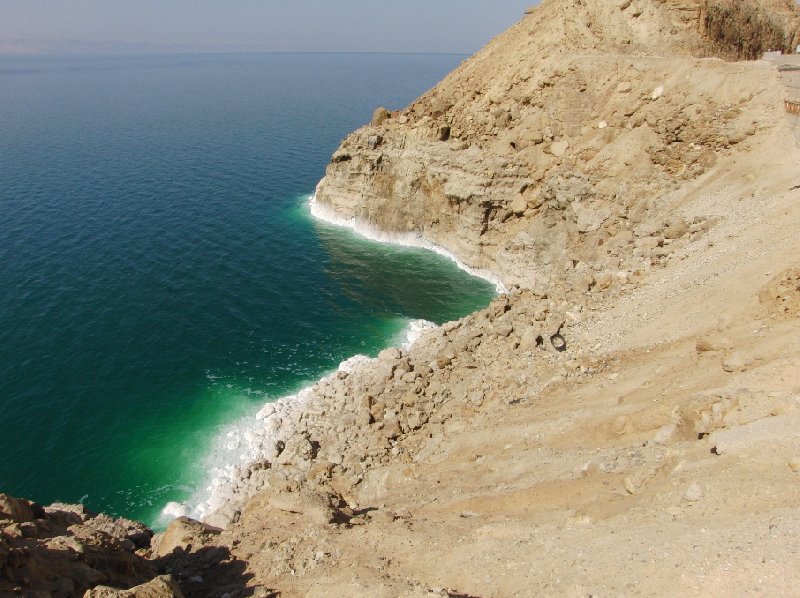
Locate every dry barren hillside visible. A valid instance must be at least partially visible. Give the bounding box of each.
[3,1,800,596]
[316,0,799,294]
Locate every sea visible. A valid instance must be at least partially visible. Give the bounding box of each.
[0,52,495,527]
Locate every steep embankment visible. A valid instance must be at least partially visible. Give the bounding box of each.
[316,0,797,293]
[4,1,800,596]
[215,0,800,595]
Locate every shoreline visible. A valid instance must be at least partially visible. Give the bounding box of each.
[171,192,503,526]
[183,357,358,524]
[169,317,439,526]
[308,190,508,294]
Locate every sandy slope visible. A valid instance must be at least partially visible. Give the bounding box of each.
[208,119,800,597]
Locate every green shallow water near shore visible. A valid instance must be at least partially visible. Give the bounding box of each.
[0,53,495,525]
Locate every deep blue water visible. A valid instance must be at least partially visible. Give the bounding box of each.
[0,53,494,525]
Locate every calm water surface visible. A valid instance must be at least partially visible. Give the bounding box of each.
[0,53,494,525]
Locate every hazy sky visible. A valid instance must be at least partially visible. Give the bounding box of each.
[0,1,538,54]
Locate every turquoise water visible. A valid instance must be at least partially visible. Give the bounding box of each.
[0,53,494,525]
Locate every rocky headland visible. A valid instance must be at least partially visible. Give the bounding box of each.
[4,0,800,596]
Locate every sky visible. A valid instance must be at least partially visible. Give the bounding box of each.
[0,1,539,54]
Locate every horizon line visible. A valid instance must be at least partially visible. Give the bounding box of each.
[0,49,472,58]
[0,38,474,58]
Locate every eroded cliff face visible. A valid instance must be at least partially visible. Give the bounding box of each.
[315,0,787,295]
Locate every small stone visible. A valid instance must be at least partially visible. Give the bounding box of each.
[369,402,385,422]
[548,140,569,157]
[510,195,528,215]
[651,86,664,101]
[727,130,747,145]
[434,355,452,369]
[369,509,396,524]
[594,272,613,290]
[664,217,689,240]
[575,203,611,233]
[597,120,608,129]
[623,477,638,494]
[616,81,632,93]
[695,334,733,353]
[581,460,601,477]
[383,417,402,440]
[654,423,677,444]
[721,352,749,373]
[685,483,703,502]
[378,348,402,361]
[371,107,390,126]
[788,458,800,473]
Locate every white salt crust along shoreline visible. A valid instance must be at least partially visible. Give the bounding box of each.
[160,319,438,526]
[308,192,508,294]
[161,191,506,525]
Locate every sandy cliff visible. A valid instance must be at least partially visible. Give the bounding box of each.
[4,1,800,596]
[316,0,797,294]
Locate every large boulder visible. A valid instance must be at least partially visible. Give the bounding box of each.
[0,493,38,523]
[84,513,154,550]
[371,107,391,126]
[154,517,221,557]
[84,575,184,598]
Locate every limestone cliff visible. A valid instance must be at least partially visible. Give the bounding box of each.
[316,0,793,295]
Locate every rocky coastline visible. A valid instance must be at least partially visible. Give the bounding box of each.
[4,0,800,596]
